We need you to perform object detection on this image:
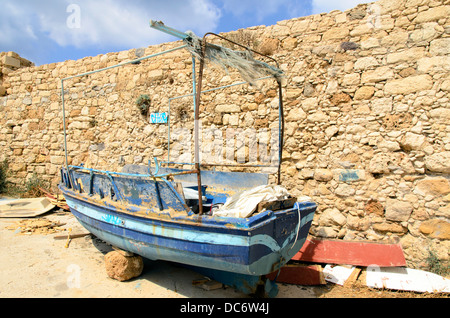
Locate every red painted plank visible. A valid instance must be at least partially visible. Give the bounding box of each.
[292,238,406,267]
[266,264,325,285]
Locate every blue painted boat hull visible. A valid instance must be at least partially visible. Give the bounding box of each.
[59,166,316,294]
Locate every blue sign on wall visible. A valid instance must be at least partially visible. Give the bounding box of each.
[150,112,168,124]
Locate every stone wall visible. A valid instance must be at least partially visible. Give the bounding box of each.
[0,52,34,96]
[1,0,449,268]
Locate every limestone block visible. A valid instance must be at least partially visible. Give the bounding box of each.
[215,104,240,113]
[335,183,356,197]
[307,110,328,122]
[417,56,450,73]
[384,75,433,95]
[371,97,392,114]
[430,38,450,56]
[319,208,346,227]
[408,23,440,43]
[2,55,20,68]
[314,169,333,182]
[354,56,379,70]
[419,219,450,240]
[385,199,413,222]
[414,6,450,23]
[429,108,450,123]
[415,177,450,197]
[425,152,450,174]
[372,222,407,234]
[354,86,375,100]
[322,27,349,41]
[286,108,306,121]
[386,47,425,64]
[361,66,394,83]
[401,132,426,151]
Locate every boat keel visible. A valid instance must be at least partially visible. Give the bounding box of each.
[183,264,279,298]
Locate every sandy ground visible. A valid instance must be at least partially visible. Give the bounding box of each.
[1,208,447,301]
[0,209,321,299]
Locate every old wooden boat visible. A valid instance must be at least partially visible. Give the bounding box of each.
[58,21,317,296]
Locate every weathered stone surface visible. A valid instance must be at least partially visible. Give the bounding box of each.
[417,56,450,73]
[322,27,349,41]
[364,199,384,216]
[419,219,450,240]
[373,222,407,234]
[354,57,379,70]
[330,92,351,104]
[215,104,240,113]
[386,47,425,64]
[430,38,450,56]
[414,6,450,23]
[401,132,426,151]
[415,177,450,197]
[354,86,375,100]
[314,169,333,182]
[361,66,394,83]
[384,75,433,95]
[425,152,450,174]
[286,108,306,121]
[319,208,346,227]
[385,199,413,222]
[104,251,144,282]
[335,184,356,197]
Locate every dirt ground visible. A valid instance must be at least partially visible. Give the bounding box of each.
[0,208,447,300]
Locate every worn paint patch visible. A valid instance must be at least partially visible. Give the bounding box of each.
[338,169,363,182]
[101,214,123,225]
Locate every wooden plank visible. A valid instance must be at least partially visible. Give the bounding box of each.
[364,266,450,293]
[292,238,406,267]
[265,264,326,285]
[53,233,91,240]
[323,265,361,286]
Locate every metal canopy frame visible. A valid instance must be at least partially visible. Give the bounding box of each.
[150,21,285,215]
[60,21,285,216]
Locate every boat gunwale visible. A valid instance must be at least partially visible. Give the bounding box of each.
[59,183,316,234]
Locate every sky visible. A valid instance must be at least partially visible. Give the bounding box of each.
[0,0,373,66]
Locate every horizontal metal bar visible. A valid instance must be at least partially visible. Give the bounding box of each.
[68,165,198,178]
[168,76,273,102]
[61,45,187,81]
[150,20,190,40]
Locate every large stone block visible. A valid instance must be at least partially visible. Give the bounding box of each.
[430,38,450,56]
[384,75,433,95]
[414,6,450,23]
[385,199,413,222]
[419,219,450,240]
[425,152,450,174]
[415,177,450,197]
[361,66,394,83]
[1,55,20,68]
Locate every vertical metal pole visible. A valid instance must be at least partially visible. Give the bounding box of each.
[277,79,284,185]
[61,79,74,188]
[194,41,206,215]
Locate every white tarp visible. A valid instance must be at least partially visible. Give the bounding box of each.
[213,184,291,218]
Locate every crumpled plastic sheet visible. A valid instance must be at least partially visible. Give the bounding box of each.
[213,184,291,218]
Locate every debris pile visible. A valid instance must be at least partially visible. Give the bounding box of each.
[265,238,450,295]
[6,217,66,235]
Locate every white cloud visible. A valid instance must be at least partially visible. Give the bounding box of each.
[312,0,374,15]
[0,0,221,51]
